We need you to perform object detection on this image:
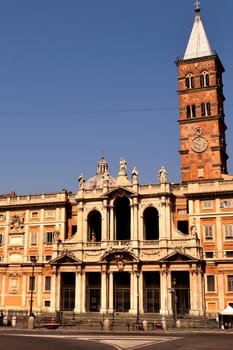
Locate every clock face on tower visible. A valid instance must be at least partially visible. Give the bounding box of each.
[191,136,208,153]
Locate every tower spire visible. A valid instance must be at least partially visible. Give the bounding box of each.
[183,1,213,60]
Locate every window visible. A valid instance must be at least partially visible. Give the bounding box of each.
[177,209,187,214]
[185,73,194,89]
[0,234,5,245]
[200,71,209,87]
[31,211,39,218]
[45,276,51,291]
[224,224,233,239]
[45,255,52,261]
[207,275,215,292]
[177,220,189,235]
[226,251,233,258]
[44,300,50,307]
[45,210,55,218]
[204,225,214,240]
[30,232,38,246]
[187,105,196,118]
[201,103,211,116]
[203,201,212,209]
[44,231,53,244]
[220,200,232,208]
[227,276,233,292]
[0,214,6,221]
[205,251,214,259]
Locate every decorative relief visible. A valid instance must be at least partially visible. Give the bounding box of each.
[141,250,160,256]
[9,214,24,232]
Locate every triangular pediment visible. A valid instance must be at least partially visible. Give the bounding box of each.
[102,186,136,198]
[50,249,81,265]
[159,251,198,263]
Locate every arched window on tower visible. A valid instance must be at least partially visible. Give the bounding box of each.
[87,210,102,242]
[200,71,209,87]
[185,73,194,89]
[201,102,211,117]
[143,207,159,240]
[187,105,196,118]
[115,196,130,241]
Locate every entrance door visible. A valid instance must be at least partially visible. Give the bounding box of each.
[172,271,190,316]
[86,272,101,312]
[114,272,130,312]
[143,272,160,313]
[60,272,75,311]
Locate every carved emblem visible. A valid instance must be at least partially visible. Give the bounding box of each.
[10,215,24,232]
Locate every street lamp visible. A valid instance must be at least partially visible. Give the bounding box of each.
[29,257,37,316]
[172,277,177,328]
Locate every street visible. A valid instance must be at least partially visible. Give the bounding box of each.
[0,331,233,350]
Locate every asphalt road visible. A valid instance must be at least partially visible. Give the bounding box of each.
[0,330,233,350]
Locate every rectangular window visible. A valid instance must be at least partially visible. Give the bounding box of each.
[220,200,232,208]
[204,225,214,240]
[45,276,51,291]
[44,300,50,307]
[203,200,212,209]
[224,224,233,239]
[206,251,214,259]
[227,276,233,292]
[226,251,233,258]
[45,210,55,218]
[207,275,215,292]
[0,214,6,221]
[44,232,53,244]
[45,255,52,261]
[0,234,5,245]
[30,232,38,246]
[31,211,39,218]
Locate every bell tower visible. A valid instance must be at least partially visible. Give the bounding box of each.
[176,1,228,183]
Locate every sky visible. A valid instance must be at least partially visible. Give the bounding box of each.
[0,0,233,195]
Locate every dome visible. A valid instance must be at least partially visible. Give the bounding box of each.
[83,156,116,190]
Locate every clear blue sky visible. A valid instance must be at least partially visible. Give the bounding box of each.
[0,0,233,195]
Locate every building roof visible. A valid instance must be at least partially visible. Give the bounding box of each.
[183,2,213,60]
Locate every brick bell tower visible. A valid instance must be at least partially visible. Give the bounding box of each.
[176,1,228,183]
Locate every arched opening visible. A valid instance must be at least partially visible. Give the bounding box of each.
[143,207,159,240]
[115,197,130,240]
[87,210,102,242]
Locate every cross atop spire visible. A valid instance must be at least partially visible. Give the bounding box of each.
[195,0,200,11]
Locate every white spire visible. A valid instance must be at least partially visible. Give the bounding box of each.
[183,2,213,60]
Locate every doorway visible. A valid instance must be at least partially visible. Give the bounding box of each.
[114,272,130,312]
[60,272,75,311]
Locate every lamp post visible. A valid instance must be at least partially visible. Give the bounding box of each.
[28,257,37,329]
[172,277,177,328]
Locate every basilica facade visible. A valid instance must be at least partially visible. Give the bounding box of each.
[0,3,233,319]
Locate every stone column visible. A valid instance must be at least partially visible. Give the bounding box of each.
[100,266,107,313]
[160,265,169,315]
[50,268,57,312]
[108,271,114,313]
[74,268,82,313]
[109,205,114,241]
[81,272,86,313]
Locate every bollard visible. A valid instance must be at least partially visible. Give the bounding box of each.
[103,318,110,331]
[3,316,8,326]
[28,315,35,329]
[162,318,167,331]
[142,320,147,331]
[11,316,16,327]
